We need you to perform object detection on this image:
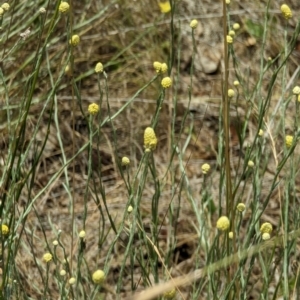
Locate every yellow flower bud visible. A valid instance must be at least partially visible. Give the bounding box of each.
[228,89,235,97]
[59,2,70,13]
[92,270,105,284]
[236,203,245,212]
[285,135,293,148]
[260,222,272,234]
[281,4,292,20]
[228,231,234,239]
[160,63,168,73]
[1,224,9,235]
[122,156,130,166]
[201,163,211,174]
[293,86,300,95]
[190,19,198,29]
[43,253,53,263]
[158,1,171,13]
[95,62,104,73]
[69,34,80,46]
[233,23,240,30]
[248,160,254,168]
[79,230,86,238]
[88,103,99,115]
[161,77,172,89]
[163,288,176,299]
[262,232,270,240]
[144,127,157,151]
[153,61,162,73]
[226,35,233,44]
[1,3,10,11]
[216,216,230,231]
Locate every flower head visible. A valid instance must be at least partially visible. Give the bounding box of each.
[262,232,270,240]
[95,62,104,73]
[144,127,157,152]
[281,4,292,20]
[285,135,293,148]
[158,1,171,13]
[228,231,234,239]
[69,34,80,46]
[233,23,240,30]
[260,222,272,234]
[43,252,53,263]
[122,156,130,166]
[160,63,168,73]
[226,35,233,44]
[1,3,10,11]
[163,288,176,299]
[225,0,230,4]
[216,216,230,231]
[60,269,66,276]
[233,80,239,86]
[236,203,246,212]
[39,7,46,14]
[79,230,86,238]
[1,224,9,235]
[53,240,58,246]
[258,129,264,136]
[293,86,300,95]
[88,103,99,115]
[59,2,70,13]
[153,61,162,73]
[69,277,76,285]
[92,270,105,284]
[201,163,211,174]
[190,19,198,29]
[161,77,172,89]
[248,160,254,168]
[229,30,235,37]
[0,7,4,15]
[127,205,133,213]
[228,89,235,97]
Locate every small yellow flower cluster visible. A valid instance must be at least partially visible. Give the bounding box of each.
[226,35,233,44]
[158,1,171,13]
[293,86,300,95]
[1,224,9,235]
[280,4,292,20]
[190,19,198,29]
[161,77,172,89]
[225,0,230,4]
[163,288,176,299]
[144,127,157,152]
[236,203,245,212]
[39,7,46,14]
[79,230,86,238]
[233,80,239,86]
[228,30,235,37]
[122,156,130,166]
[260,222,272,240]
[228,89,235,97]
[53,240,58,246]
[248,160,254,168]
[95,62,104,73]
[69,277,76,285]
[127,205,133,213]
[258,129,264,136]
[285,135,293,148]
[60,269,66,276]
[153,62,168,74]
[59,2,70,13]
[43,252,53,263]
[92,269,105,284]
[69,34,80,46]
[216,216,230,231]
[88,103,100,115]
[233,23,240,30]
[1,3,9,11]
[228,231,234,239]
[201,163,211,174]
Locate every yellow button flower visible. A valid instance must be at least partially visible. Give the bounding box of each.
[236,203,245,212]
[153,61,162,73]
[43,253,53,263]
[158,1,171,13]
[69,34,80,46]
[201,163,211,174]
[216,216,230,231]
[248,160,254,168]
[163,288,176,299]
[228,231,234,239]
[122,156,130,166]
[69,277,76,285]
[161,77,172,89]
[285,135,293,148]
[233,23,240,30]
[293,86,300,95]
[281,4,292,20]
[144,127,157,152]
[1,224,9,235]
[1,3,10,11]
[262,232,270,240]
[79,230,86,238]
[88,103,99,115]
[160,63,168,73]
[190,19,198,29]
[260,222,272,234]
[59,2,70,13]
[258,129,264,136]
[226,35,233,44]
[92,270,105,284]
[228,89,235,97]
[95,62,104,73]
